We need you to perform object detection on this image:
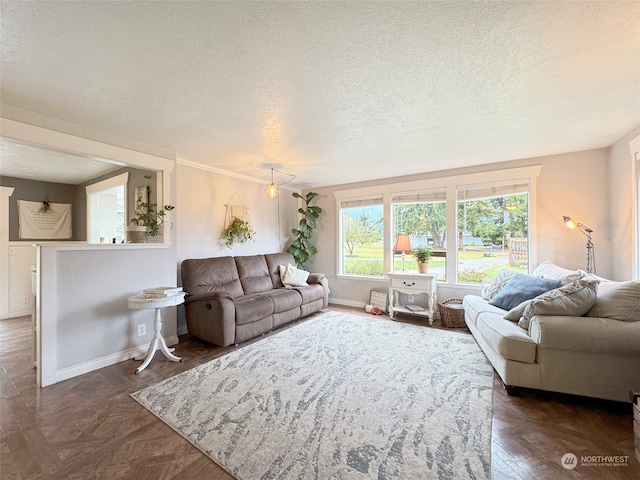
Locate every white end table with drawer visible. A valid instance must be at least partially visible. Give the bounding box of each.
[386,272,438,324]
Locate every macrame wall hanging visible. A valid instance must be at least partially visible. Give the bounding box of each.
[220,193,255,248]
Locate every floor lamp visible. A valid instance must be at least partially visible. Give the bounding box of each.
[563,216,595,274]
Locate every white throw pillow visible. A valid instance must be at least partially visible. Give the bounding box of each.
[532,261,586,284]
[481,269,516,301]
[279,263,310,287]
[586,281,640,322]
[503,299,531,322]
[517,276,599,330]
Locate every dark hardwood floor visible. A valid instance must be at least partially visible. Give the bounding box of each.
[1,307,638,479]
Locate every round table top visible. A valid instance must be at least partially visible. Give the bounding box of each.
[128,292,186,309]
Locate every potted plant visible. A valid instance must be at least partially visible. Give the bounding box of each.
[128,202,174,239]
[287,191,322,269]
[127,181,175,243]
[220,217,254,248]
[413,246,433,273]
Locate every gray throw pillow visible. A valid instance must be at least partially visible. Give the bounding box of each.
[488,273,561,311]
[517,276,599,330]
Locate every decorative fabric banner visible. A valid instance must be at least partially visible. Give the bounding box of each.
[18,200,72,239]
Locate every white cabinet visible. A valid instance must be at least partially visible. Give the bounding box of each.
[386,271,438,325]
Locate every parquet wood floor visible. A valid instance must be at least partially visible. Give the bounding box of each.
[1,307,638,479]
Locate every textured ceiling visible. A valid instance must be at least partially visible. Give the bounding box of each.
[1,1,639,188]
[0,138,121,185]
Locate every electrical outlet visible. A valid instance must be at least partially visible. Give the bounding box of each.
[137,324,146,337]
[22,296,30,304]
[408,295,414,303]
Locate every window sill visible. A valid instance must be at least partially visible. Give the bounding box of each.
[33,242,170,251]
[335,274,388,283]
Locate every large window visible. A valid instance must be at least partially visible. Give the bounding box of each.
[339,197,384,276]
[335,165,539,284]
[392,188,447,280]
[456,180,529,283]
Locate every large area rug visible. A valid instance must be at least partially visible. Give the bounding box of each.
[132,312,494,479]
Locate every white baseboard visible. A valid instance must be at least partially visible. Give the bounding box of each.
[9,309,31,318]
[56,335,179,383]
[329,297,367,309]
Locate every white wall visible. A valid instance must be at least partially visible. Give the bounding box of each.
[534,149,610,274]
[1,118,179,386]
[0,186,14,319]
[309,148,612,307]
[1,116,303,383]
[608,123,640,281]
[175,161,299,334]
[8,243,36,317]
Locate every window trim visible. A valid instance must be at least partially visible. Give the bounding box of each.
[337,194,385,278]
[334,165,542,284]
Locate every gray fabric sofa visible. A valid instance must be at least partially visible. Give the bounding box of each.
[181,253,329,347]
[463,264,640,403]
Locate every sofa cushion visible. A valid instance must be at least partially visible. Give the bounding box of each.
[481,269,516,300]
[181,256,244,298]
[463,295,508,327]
[235,255,274,294]
[293,284,325,304]
[476,313,537,364]
[532,261,586,284]
[489,274,561,311]
[518,276,599,329]
[586,281,640,322]
[234,294,274,325]
[266,288,303,313]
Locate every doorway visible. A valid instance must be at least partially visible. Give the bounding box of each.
[86,172,128,244]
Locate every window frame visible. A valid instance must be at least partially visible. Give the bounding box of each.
[337,195,385,278]
[334,165,541,284]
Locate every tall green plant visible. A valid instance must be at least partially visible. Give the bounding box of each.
[288,191,322,269]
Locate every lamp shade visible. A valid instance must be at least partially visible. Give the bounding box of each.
[265,183,279,198]
[393,234,412,253]
[265,168,279,198]
[563,216,577,229]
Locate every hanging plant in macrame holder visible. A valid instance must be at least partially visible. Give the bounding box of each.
[221,197,255,248]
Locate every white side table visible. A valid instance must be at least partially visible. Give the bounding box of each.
[386,271,438,325]
[128,293,185,373]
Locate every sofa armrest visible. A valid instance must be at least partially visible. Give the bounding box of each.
[307,273,326,284]
[184,291,236,347]
[529,315,640,355]
[186,291,234,304]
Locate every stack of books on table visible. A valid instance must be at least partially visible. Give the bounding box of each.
[140,287,184,298]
